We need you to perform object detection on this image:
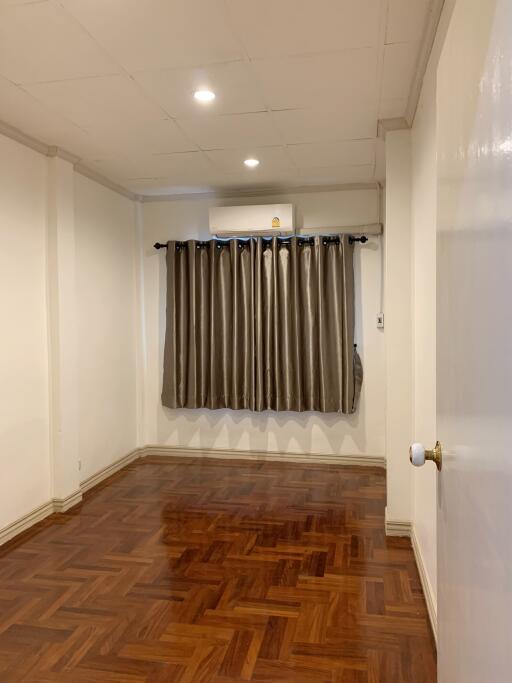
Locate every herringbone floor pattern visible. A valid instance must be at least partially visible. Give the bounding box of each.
[0,457,436,682]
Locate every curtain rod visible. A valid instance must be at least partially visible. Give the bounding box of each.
[154,235,368,250]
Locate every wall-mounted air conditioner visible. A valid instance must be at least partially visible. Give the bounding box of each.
[209,204,294,237]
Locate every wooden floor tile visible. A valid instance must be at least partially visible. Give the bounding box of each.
[0,457,436,682]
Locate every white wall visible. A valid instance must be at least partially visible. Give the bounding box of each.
[384,130,413,525]
[0,135,51,529]
[74,174,139,482]
[0,131,141,539]
[408,0,457,627]
[142,189,385,458]
[411,52,439,615]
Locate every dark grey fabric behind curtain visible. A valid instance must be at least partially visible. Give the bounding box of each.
[162,235,362,414]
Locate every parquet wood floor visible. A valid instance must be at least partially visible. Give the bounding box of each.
[0,457,436,682]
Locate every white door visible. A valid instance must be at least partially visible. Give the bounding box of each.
[436,0,512,681]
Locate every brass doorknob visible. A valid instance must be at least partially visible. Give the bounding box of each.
[409,441,442,470]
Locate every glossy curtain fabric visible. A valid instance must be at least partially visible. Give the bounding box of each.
[162,235,362,414]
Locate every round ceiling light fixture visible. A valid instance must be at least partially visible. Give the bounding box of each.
[244,158,260,168]
[193,89,216,103]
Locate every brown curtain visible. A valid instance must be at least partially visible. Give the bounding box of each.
[162,235,362,414]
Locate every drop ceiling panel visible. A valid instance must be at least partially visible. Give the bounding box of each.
[82,118,196,157]
[218,172,302,191]
[178,112,282,150]
[251,49,378,111]
[272,108,376,145]
[0,1,118,84]
[0,0,438,194]
[0,76,106,158]
[25,75,165,128]
[87,151,217,182]
[60,0,244,71]
[379,97,408,119]
[381,42,419,100]
[225,0,381,59]
[386,0,431,44]
[297,164,375,185]
[205,146,294,173]
[124,180,217,196]
[134,61,266,118]
[287,140,375,169]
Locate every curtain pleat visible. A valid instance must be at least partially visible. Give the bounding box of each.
[162,235,362,414]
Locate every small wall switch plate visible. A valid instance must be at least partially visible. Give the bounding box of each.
[376,312,384,328]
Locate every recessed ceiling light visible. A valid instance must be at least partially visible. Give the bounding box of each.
[194,89,215,103]
[244,158,260,168]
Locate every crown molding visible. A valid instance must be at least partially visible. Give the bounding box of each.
[140,181,380,203]
[0,117,140,201]
[0,119,50,156]
[47,145,80,165]
[377,117,410,139]
[405,0,446,125]
[74,163,140,202]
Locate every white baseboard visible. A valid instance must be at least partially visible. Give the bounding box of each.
[0,500,55,547]
[0,449,141,547]
[0,488,83,547]
[142,444,385,468]
[385,511,437,644]
[79,447,143,494]
[411,527,438,644]
[53,489,83,513]
[385,509,412,537]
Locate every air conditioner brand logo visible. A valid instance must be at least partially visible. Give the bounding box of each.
[271,217,280,228]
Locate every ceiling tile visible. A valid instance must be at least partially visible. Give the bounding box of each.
[82,118,196,158]
[61,0,244,71]
[0,76,107,158]
[297,164,375,185]
[25,74,165,128]
[134,61,266,118]
[218,170,302,190]
[381,42,418,100]
[205,146,294,173]
[177,112,282,149]
[87,151,218,182]
[0,0,429,194]
[386,0,431,44]
[251,49,378,111]
[379,97,407,119]
[287,140,375,169]
[225,0,380,59]
[125,180,217,196]
[272,107,376,145]
[0,1,118,84]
